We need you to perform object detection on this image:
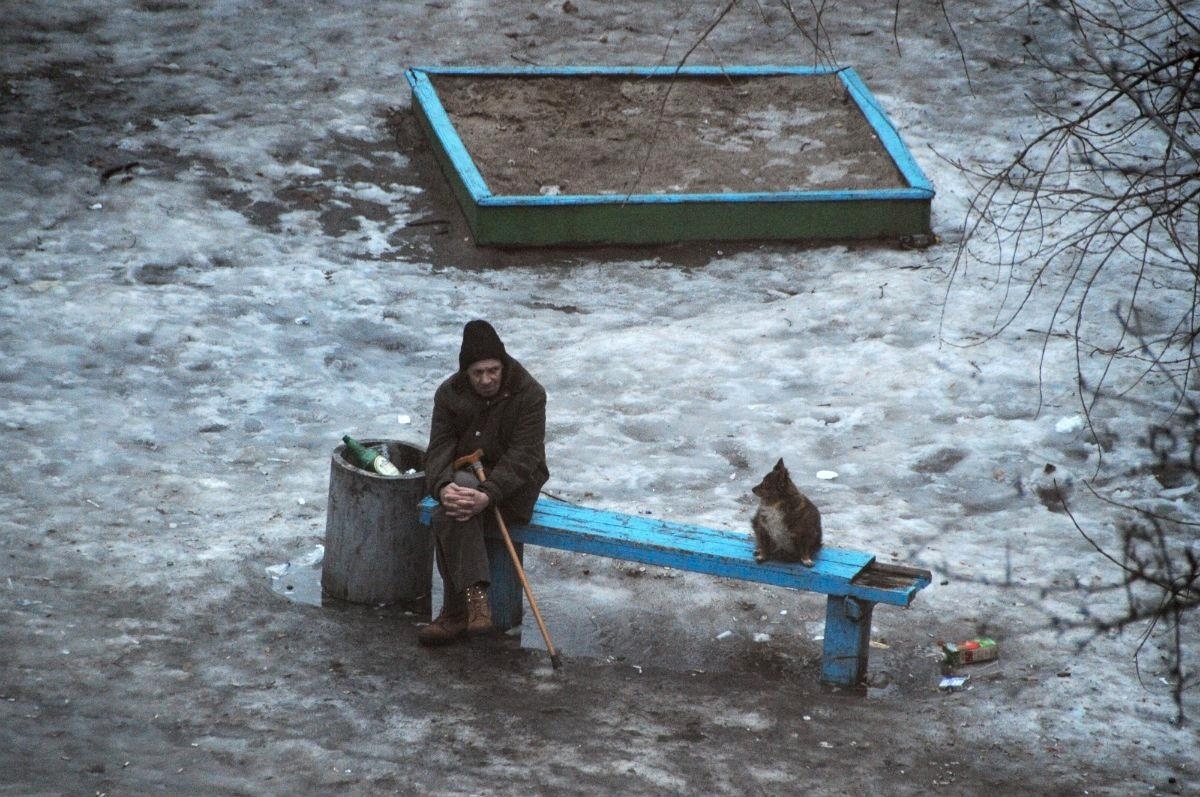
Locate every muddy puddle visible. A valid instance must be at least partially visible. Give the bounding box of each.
[263,550,911,693]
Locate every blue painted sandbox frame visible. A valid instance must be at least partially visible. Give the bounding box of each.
[419,496,931,687]
[405,65,935,247]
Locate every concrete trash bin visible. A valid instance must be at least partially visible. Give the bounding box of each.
[321,440,432,616]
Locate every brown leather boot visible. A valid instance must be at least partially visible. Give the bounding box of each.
[418,608,467,646]
[465,583,493,636]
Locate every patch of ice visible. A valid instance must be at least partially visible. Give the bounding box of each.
[1055,415,1084,433]
[284,161,323,178]
[1160,483,1196,499]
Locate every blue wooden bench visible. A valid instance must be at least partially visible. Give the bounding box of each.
[418,495,931,686]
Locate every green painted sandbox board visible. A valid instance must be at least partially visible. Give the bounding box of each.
[404,65,934,247]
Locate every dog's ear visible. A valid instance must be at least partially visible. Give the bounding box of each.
[774,458,787,473]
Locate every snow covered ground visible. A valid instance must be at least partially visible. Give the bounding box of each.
[1,1,1196,795]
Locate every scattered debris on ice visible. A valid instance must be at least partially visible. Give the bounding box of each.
[266,545,324,607]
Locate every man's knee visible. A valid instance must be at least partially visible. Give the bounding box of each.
[433,506,486,536]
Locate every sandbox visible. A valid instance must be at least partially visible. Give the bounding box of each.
[405,65,934,247]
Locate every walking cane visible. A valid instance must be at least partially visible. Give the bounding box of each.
[452,449,563,669]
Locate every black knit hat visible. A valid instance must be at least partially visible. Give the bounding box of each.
[458,319,507,371]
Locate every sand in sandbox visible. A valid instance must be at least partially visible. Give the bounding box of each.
[429,73,908,197]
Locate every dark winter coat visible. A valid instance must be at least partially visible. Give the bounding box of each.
[425,355,549,524]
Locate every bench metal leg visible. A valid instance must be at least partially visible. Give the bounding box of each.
[485,535,524,631]
[821,595,875,687]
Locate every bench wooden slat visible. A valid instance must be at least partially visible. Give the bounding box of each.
[529,498,862,559]
[531,498,872,569]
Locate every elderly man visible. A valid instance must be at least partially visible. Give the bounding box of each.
[420,320,549,646]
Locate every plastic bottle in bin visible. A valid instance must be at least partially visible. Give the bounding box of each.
[342,435,401,477]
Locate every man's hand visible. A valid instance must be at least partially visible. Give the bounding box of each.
[439,482,491,521]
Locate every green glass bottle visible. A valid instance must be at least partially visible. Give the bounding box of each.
[342,435,401,477]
